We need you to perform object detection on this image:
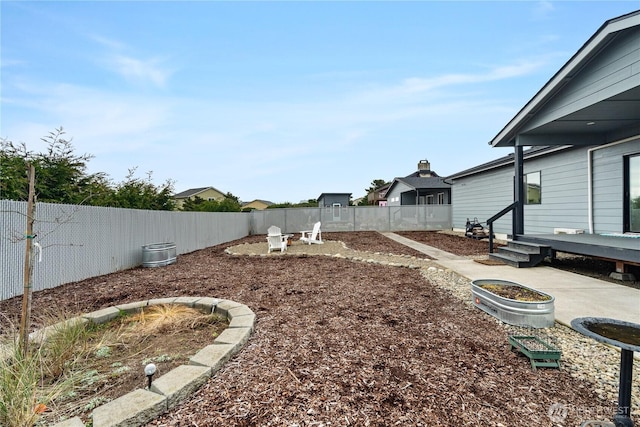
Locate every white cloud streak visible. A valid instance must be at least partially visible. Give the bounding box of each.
[358,58,548,101]
[1,56,545,200]
[532,1,555,21]
[89,33,175,88]
[105,54,173,88]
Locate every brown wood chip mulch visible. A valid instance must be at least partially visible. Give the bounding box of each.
[0,232,619,426]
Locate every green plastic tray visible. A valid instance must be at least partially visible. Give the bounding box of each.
[508,335,561,370]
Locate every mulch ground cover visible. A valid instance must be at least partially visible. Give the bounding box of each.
[0,231,621,426]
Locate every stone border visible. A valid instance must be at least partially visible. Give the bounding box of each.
[224,241,433,269]
[38,296,255,427]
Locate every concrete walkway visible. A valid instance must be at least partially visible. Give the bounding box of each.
[383,232,640,327]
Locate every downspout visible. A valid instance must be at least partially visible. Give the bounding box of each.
[587,136,638,234]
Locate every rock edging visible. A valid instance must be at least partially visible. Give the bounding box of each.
[49,297,255,427]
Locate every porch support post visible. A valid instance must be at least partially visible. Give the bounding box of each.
[513,140,525,237]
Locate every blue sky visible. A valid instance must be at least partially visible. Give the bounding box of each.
[1,1,638,204]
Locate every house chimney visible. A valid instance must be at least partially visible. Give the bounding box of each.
[418,159,432,177]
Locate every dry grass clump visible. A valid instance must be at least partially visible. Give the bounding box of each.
[1,304,225,426]
[0,310,84,427]
[124,304,220,335]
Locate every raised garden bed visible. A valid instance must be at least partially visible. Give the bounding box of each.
[471,279,555,328]
[508,335,562,371]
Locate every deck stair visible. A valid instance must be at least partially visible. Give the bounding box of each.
[489,240,552,268]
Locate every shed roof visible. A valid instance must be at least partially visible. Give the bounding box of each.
[318,193,352,199]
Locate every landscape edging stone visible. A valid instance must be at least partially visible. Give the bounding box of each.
[45,296,254,427]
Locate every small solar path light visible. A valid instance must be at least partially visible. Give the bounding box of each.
[144,363,157,390]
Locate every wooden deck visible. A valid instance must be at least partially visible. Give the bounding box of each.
[516,233,640,265]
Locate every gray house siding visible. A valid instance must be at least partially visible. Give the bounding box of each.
[523,27,640,133]
[451,140,640,235]
[386,181,413,206]
[451,165,514,234]
[592,138,640,233]
[523,148,589,234]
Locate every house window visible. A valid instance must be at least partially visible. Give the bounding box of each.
[437,193,444,204]
[625,154,640,232]
[426,195,434,205]
[525,171,541,204]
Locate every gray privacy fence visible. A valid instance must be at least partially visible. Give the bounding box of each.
[0,200,250,301]
[249,205,452,235]
[1,201,451,301]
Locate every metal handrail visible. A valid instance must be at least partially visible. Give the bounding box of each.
[487,202,518,253]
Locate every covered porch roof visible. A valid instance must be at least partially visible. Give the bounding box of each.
[490,10,640,148]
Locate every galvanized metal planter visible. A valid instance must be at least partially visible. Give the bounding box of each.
[142,242,177,268]
[471,279,555,328]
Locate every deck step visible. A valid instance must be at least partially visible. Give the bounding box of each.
[489,241,551,268]
[496,247,533,261]
[488,252,530,268]
[507,241,551,255]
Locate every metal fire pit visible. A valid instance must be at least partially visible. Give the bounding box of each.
[571,317,640,427]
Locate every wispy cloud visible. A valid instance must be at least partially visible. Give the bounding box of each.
[347,58,548,104]
[532,1,555,21]
[0,53,535,198]
[105,54,173,88]
[3,80,172,152]
[88,33,175,88]
[0,58,27,69]
[89,34,127,51]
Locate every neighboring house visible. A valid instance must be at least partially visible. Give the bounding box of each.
[173,187,226,210]
[317,193,351,208]
[385,159,451,206]
[367,183,390,206]
[447,10,639,271]
[242,199,273,211]
[352,196,366,206]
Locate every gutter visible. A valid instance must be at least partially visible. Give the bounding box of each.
[587,136,639,234]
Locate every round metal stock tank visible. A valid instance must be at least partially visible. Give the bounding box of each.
[471,279,555,328]
[142,243,177,268]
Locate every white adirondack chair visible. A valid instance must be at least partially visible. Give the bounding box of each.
[266,225,288,253]
[300,221,323,245]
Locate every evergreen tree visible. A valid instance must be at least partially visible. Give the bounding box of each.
[1,128,175,210]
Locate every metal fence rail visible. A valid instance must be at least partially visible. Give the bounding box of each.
[0,200,249,301]
[1,202,451,301]
[250,205,452,235]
